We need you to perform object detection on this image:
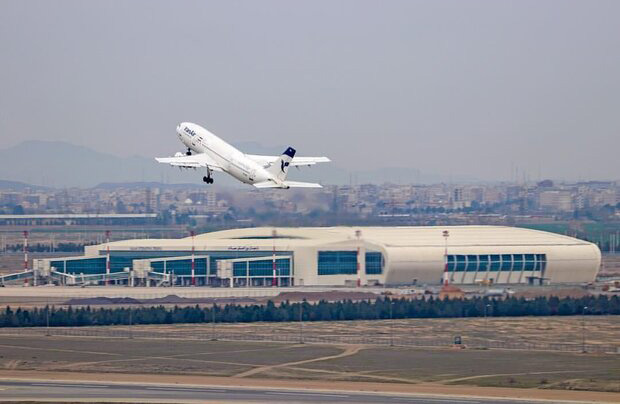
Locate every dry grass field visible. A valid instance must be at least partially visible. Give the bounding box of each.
[0,333,618,393]
[26,315,616,349]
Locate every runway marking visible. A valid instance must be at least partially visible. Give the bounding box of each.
[0,343,121,357]
[265,391,349,398]
[30,383,108,389]
[145,387,226,393]
[391,398,480,403]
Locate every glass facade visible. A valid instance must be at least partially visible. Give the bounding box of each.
[49,250,293,277]
[446,254,546,273]
[50,257,106,275]
[365,252,383,275]
[318,251,384,276]
[318,251,357,275]
[232,258,291,277]
[151,258,208,276]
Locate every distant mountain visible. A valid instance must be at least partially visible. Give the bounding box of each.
[0,179,50,191]
[0,140,203,188]
[0,140,469,188]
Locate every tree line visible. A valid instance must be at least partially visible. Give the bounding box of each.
[4,242,92,253]
[0,295,618,328]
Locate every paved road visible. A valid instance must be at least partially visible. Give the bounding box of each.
[0,379,586,403]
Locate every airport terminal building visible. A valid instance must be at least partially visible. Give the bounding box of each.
[33,226,601,287]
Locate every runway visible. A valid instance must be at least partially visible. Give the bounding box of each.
[0,379,589,403]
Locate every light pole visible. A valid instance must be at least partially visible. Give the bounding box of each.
[442,230,450,284]
[484,303,491,348]
[299,301,304,344]
[128,306,133,339]
[582,306,588,353]
[190,230,196,286]
[45,300,50,337]
[272,229,278,287]
[105,230,110,286]
[355,230,362,287]
[389,299,394,347]
[211,305,217,341]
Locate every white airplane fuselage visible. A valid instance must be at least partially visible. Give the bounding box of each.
[177,122,271,185]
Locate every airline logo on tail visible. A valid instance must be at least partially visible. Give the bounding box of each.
[281,147,295,172]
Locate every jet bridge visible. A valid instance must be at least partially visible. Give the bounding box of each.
[0,270,36,285]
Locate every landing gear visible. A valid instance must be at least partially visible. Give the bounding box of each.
[186,148,192,156]
[203,167,214,184]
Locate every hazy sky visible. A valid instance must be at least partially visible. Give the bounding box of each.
[1,1,619,182]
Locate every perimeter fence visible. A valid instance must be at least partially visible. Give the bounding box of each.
[1,326,617,355]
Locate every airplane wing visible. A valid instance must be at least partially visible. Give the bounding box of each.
[155,153,224,171]
[253,180,323,189]
[284,181,323,188]
[246,154,330,167]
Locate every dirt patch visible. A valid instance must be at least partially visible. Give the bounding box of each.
[269,291,379,303]
[64,297,142,305]
[63,294,261,306]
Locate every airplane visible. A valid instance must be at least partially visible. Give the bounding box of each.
[156,122,330,189]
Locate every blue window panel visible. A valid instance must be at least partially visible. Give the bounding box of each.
[446,255,455,272]
[455,255,466,272]
[466,255,478,272]
[49,260,65,272]
[207,251,292,276]
[318,251,358,275]
[162,258,207,276]
[442,253,545,273]
[248,260,273,277]
[233,261,247,277]
[536,253,546,273]
[524,254,535,271]
[478,255,489,272]
[490,255,501,271]
[246,259,290,277]
[106,250,291,276]
[276,258,291,276]
[53,258,106,275]
[501,254,512,271]
[151,261,165,272]
[512,254,524,271]
[365,252,383,275]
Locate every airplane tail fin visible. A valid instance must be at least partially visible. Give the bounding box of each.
[265,147,296,181]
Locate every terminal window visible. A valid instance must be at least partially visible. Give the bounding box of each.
[233,259,291,277]
[365,252,383,275]
[445,253,546,273]
[318,251,358,275]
